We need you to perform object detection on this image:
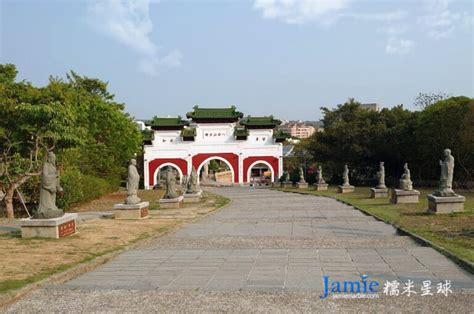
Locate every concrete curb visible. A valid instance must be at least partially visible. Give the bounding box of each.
[275,188,474,275]
[0,191,231,309]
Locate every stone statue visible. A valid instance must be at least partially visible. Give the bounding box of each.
[164,168,180,199]
[274,173,279,183]
[299,167,306,183]
[34,151,63,219]
[153,169,162,189]
[399,163,413,191]
[125,159,141,205]
[187,167,199,194]
[376,161,387,189]
[285,171,290,182]
[317,165,325,184]
[181,175,188,191]
[342,164,350,186]
[435,148,455,197]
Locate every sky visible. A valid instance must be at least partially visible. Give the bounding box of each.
[1,0,473,120]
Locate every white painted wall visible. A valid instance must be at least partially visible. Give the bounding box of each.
[143,122,283,188]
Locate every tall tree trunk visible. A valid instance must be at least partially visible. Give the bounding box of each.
[5,187,15,219]
[3,173,39,218]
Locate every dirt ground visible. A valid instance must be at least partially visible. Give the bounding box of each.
[0,189,229,289]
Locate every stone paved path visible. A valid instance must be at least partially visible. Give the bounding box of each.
[6,187,474,312]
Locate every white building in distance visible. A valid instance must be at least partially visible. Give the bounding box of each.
[142,106,288,188]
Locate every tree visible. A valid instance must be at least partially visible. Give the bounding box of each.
[414,92,451,110]
[0,99,83,218]
[414,96,474,183]
[306,96,473,186]
[458,103,474,182]
[0,64,17,84]
[0,64,142,217]
[307,99,395,183]
[45,73,141,182]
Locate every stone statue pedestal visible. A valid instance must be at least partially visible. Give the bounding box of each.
[390,189,420,204]
[159,196,184,209]
[184,190,203,203]
[427,194,464,214]
[338,185,354,193]
[280,181,293,188]
[114,202,149,220]
[370,187,388,198]
[296,182,308,189]
[20,213,77,239]
[314,183,328,191]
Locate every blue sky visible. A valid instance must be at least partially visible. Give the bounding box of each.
[1,0,473,120]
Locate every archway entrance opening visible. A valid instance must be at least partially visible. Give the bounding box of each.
[248,162,273,186]
[154,164,182,189]
[198,158,234,185]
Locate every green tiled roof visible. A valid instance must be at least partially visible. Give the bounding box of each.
[142,129,154,141]
[181,127,196,137]
[186,105,243,120]
[146,116,190,128]
[234,127,249,137]
[273,129,290,142]
[240,116,281,127]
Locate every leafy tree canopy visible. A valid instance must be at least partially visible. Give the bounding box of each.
[0,64,142,218]
[306,97,473,186]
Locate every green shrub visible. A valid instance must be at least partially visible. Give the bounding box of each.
[58,169,116,210]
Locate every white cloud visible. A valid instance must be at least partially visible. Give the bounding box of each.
[253,0,352,25]
[341,11,407,22]
[385,37,416,55]
[253,0,472,56]
[379,24,409,36]
[253,0,408,25]
[253,0,415,55]
[418,0,472,40]
[138,49,182,76]
[86,0,181,76]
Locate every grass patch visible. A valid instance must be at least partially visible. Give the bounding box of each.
[0,264,72,294]
[274,186,474,263]
[209,192,231,209]
[0,190,228,295]
[149,203,160,210]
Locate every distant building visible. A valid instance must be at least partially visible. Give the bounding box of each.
[360,103,380,112]
[280,121,317,139]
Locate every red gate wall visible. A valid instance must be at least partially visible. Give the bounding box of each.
[243,156,279,182]
[148,158,188,186]
[192,153,239,183]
